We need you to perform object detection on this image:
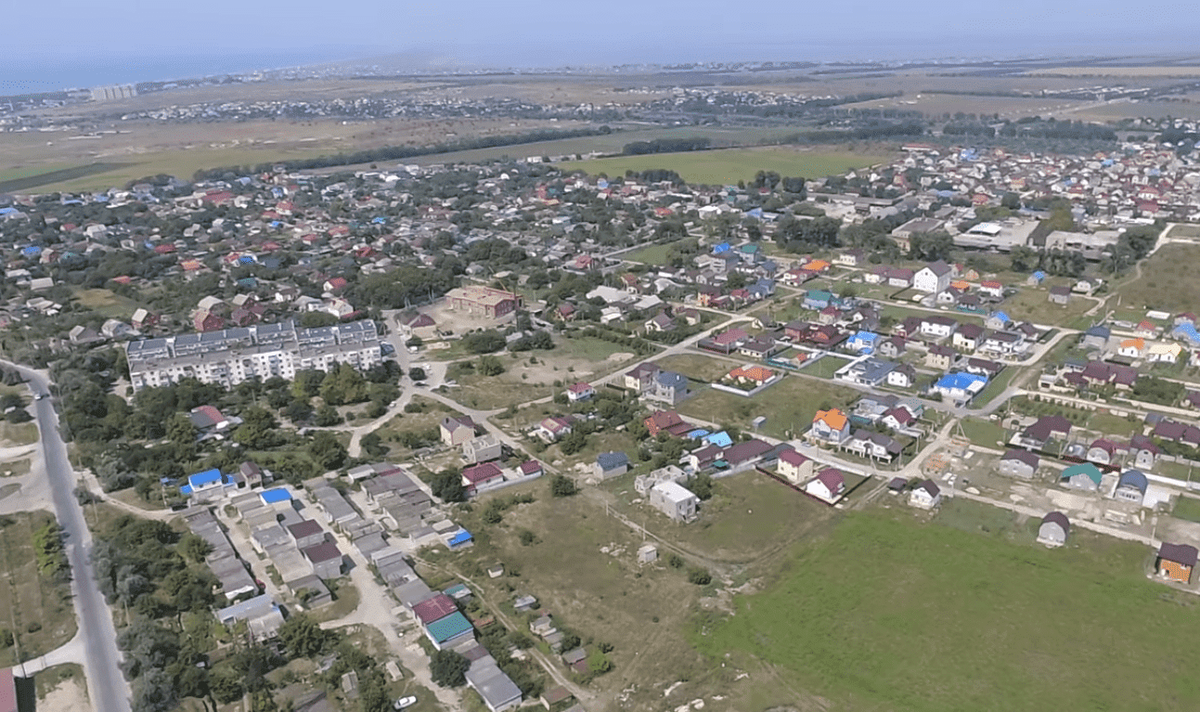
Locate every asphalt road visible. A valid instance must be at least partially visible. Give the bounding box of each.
[18,366,131,712]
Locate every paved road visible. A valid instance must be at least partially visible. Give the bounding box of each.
[14,366,131,712]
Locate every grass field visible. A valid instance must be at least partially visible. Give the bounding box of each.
[0,511,78,666]
[558,147,891,186]
[1001,285,1094,326]
[73,288,145,320]
[655,353,740,383]
[695,509,1200,712]
[678,375,858,440]
[623,243,672,266]
[1118,243,1200,314]
[0,163,131,194]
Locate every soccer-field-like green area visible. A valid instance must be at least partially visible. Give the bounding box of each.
[557,147,890,185]
[695,510,1200,711]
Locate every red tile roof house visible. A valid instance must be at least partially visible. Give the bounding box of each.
[566,382,595,402]
[804,468,846,502]
[462,462,505,496]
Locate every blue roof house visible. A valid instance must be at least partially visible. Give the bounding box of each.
[595,452,630,480]
[180,468,234,502]
[848,331,880,355]
[931,372,988,402]
[259,488,293,508]
[1172,323,1200,347]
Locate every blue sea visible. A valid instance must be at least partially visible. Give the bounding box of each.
[3,48,369,95]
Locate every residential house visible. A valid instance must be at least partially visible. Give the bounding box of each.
[777,449,814,485]
[997,449,1039,479]
[839,357,896,386]
[534,417,573,442]
[1147,342,1183,364]
[440,416,477,447]
[595,452,629,480]
[877,337,907,359]
[1086,439,1122,466]
[462,434,502,465]
[805,468,846,501]
[1114,470,1149,504]
[649,481,700,522]
[985,311,1012,331]
[644,312,675,333]
[1157,542,1198,583]
[881,405,919,432]
[920,315,958,339]
[1049,286,1071,305]
[462,462,505,495]
[925,344,956,371]
[1037,512,1069,547]
[913,261,953,294]
[623,362,661,394]
[424,611,476,650]
[930,372,988,402]
[979,281,1004,299]
[1060,462,1103,491]
[810,408,851,445]
[886,363,917,389]
[845,429,902,461]
[953,323,985,351]
[566,382,594,402]
[644,410,688,437]
[1081,325,1111,351]
[1118,338,1146,359]
[303,542,344,579]
[287,520,326,550]
[727,364,777,388]
[1130,435,1159,470]
[646,371,689,405]
[908,480,942,508]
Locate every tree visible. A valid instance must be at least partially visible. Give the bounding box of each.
[430,649,470,687]
[178,533,212,564]
[235,407,280,449]
[558,430,587,456]
[360,432,387,458]
[307,431,348,470]
[478,355,505,377]
[463,331,506,354]
[688,473,714,501]
[291,370,325,399]
[550,474,578,497]
[430,469,465,503]
[166,412,197,446]
[408,367,426,381]
[278,614,333,659]
[687,567,712,585]
[319,363,368,406]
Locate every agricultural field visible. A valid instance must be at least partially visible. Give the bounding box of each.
[0,511,78,667]
[678,375,858,440]
[696,508,1200,712]
[1117,243,1200,314]
[843,92,1089,119]
[558,147,892,186]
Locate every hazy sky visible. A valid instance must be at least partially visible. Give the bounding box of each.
[4,1,1196,90]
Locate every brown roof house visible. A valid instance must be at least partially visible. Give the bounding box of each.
[1157,542,1198,583]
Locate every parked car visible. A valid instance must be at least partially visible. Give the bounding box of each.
[393,696,417,710]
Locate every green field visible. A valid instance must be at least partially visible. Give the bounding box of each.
[0,163,131,194]
[558,147,891,186]
[678,375,858,440]
[696,510,1200,712]
[1118,243,1200,313]
[0,511,77,666]
[623,243,672,266]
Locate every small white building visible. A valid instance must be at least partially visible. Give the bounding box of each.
[909,480,942,509]
[648,481,699,523]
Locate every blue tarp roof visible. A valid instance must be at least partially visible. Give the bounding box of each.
[187,468,222,488]
[448,530,473,546]
[22,245,41,255]
[935,372,987,390]
[260,488,291,504]
[706,431,733,448]
[991,311,1011,323]
[686,428,710,440]
[1173,324,1200,345]
[712,242,731,254]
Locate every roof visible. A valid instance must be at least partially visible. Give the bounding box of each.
[448,530,473,546]
[412,593,458,624]
[303,541,343,564]
[730,365,774,382]
[188,468,223,488]
[596,451,629,470]
[1041,511,1070,533]
[1002,448,1040,469]
[1117,469,1149,493]
[425,610,474,643]
[917,479,941,497]
[1159,542,1199,568]
[1061,463,1103,486]
[779,449,810,467]
[813,408,848,431]
[287,520,324,540]
[0,668,14,712]
[260,488,292,504]
[815,468,844,492]
[567,381,593,393]
[723,439,774,465]
[462,462,503,484]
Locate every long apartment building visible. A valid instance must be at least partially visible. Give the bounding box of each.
[126,319,382,391]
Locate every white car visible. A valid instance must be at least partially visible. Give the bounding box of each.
[393,696,417,710]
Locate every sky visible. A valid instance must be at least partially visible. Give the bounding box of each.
[3,0,1197,92]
